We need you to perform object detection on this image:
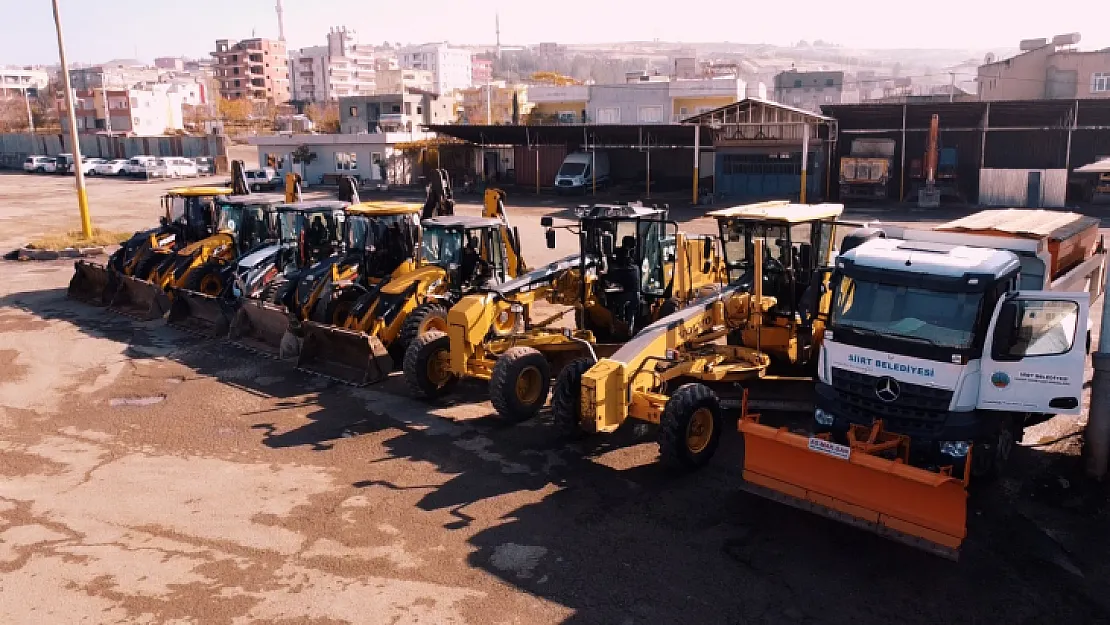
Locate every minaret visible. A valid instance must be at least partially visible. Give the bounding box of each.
[495,12,501,60]
[276,0,286,41]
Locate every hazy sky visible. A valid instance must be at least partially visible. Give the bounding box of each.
[3,0,1104,66]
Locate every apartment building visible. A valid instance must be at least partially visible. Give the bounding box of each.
[212,38,290,105]
[62,87,184,136]
[978,33,1110,100]
[69,62,162,91]
[375,69,435,95]
[399,43,472,95]
[527,74,745,124]
[0,67,49,97]
[472,56,494,85]
[155,57,184,71]
[773,70,845,112]
[458,82,533,124]
[289,27,376,103]
[339,90,454,134]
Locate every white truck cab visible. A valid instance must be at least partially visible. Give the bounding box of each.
[815,232,1092,477]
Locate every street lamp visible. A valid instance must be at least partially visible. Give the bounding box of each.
[52,0,93,238]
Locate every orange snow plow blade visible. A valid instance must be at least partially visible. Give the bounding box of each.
[738,415,968,559]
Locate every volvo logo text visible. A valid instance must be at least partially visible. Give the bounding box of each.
[875,376,900,402]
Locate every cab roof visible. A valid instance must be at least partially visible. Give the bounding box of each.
[424,215,503,229]
[167,186,233,197]
[219,193,287,206]
[708,200,844,223]
[842,237,1020,278]
[277,200,349,212]
[347,201,422,216]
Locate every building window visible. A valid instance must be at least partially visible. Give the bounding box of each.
[595,107,620,123]
[824,95,833,103]
[404,102,412,115]
[825,78,835,87]
[1093,73,1110,93]
[335,152,358,171]
[638,106,663,123]
[349,106,358,116]
[679,106,689,116]
[794,79,802,88]
[416,105,423,114]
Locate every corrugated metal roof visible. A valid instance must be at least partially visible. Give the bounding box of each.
[707,200,844,222]
[938,209,1091,239]
[1075,158,1110,173]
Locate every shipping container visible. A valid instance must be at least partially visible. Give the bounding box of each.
[513,145,567,188]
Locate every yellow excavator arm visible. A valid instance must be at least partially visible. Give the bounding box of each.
[482,188,527,277]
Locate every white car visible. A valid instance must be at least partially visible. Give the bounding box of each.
[81,158,107,175]
[23,156,53,173]
[95,159,130,176]
[124,156,157,176]
[163,157,199,178]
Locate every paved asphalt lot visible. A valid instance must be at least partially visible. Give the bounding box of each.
[1,168,1109,624]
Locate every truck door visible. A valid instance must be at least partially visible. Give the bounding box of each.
[978,291,1089,415]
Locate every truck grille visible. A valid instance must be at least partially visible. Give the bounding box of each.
[830,367,953,438]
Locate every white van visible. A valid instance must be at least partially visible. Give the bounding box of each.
[555,151,610,194]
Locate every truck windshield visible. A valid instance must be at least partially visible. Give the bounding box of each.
[558,162,586,177]
[830,275,984,348]
[421,226,463,266]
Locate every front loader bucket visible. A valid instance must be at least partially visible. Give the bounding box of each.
[738,417,968,559]
[67,261,111,305]
[166,289,231,337]
[296,321,393,386]
[107,275,170,320]
[228,300,293,358]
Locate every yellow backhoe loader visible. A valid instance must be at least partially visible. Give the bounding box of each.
[67,185,232,304]
[403,202,727,420]
[229,201,424,359]
[295,187,527,385]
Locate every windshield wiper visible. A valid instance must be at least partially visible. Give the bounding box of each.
[883,332,942,347]
[838,325,945,348]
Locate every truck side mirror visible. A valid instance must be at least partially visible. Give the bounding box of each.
[601,232,614,256]
[540,216,553,227]
[546,228,556,249]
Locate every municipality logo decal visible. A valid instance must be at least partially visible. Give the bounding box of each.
[991,371,1011,389]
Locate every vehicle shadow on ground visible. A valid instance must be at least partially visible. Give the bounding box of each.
[5,285,1110,624]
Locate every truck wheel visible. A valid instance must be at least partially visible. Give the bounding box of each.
[490,346,551,421]
[551,357,592,437]
[658,383,722,470]
[395,302,448,358]
[404,330,457,399]
[184,264,225,296]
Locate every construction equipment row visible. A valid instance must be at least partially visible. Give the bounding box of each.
[67,182,1104,560]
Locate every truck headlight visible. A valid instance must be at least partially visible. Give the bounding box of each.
[814,408,834,426]
[940,440,971,458]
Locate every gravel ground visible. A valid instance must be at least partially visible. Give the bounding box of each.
[1,170,1109,624]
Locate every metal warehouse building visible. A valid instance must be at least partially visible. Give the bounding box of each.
[824,99,1110,207]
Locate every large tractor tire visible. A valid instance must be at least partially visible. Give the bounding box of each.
[551,357,592,437]
[313,289,361,327]
[658,383,723,470]
[394,302,448,359]
[183,264,226,297]
[489,346,551,421]
[403,330,457,399]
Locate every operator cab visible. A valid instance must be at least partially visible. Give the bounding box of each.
[276,200,348,268]
[215,195,286,254]
[162,187,234,242]
[422,215,511,290]
[344,202,422,280]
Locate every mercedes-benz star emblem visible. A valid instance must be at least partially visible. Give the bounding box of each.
[875,376,900,402]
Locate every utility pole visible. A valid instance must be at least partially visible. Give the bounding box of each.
[22,85,35,135]
[52,0,92,238]
[949,72,956,103]
[1087,264,1110,479]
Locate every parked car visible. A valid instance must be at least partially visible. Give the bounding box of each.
[124,156,157,177]
[39,158,59,174]
[163,157,199,178]
[81,158,107,175]
[193,156,215,175]
[95,159,130,176]
[54,153,75,174]
[244,167,282,191]
[146,159,171,179]
[23,156,53,173]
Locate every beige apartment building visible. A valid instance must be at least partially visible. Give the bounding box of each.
[212,38,290,105]
[978,33,1110,100]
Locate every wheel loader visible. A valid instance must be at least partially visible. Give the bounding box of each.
[67,185,232,305]
[229,200,425,359]
[166,199,349,337]
[403,202,728,420]
[294,186,527,385]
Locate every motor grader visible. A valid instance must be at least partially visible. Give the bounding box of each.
[294,187,527,385]
[402,202,727,420]
[165,199,349,337]
[228,200,425,359]
[67,185,232,305]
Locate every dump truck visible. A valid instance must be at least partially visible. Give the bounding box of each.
[295,188,527,385]
[403,202,726,420]
[551,205,1102,558]
[838,138,895,201]
[165,200,349,336]
[67,186,233,304]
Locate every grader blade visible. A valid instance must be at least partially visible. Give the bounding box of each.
[107,275,170,320]
[738,418,968,559]
[166,289,231,337]
[228,300,293,358]
[67,261,112,305]
[296,321,393,386]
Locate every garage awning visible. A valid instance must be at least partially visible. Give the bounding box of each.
[424,124,710,149]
